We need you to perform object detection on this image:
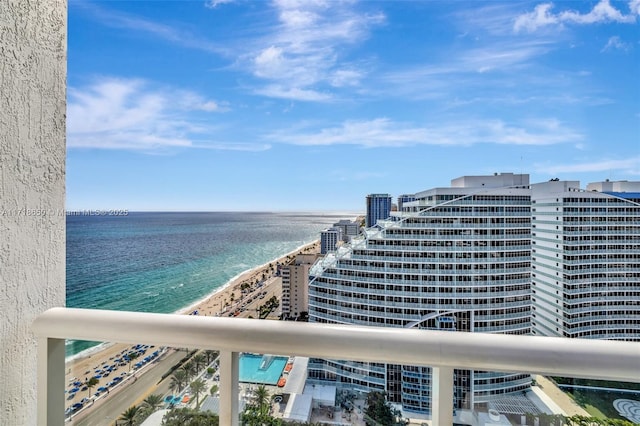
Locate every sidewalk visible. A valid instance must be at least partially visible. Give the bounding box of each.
[534,375,590,416]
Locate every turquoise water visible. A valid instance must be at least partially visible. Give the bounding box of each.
[66,211,354,358]
[239,354,288,385]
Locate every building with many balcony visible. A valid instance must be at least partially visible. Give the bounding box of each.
[309,173,533,415]
[281,254,320,319]
[530,179,640,340]
[366,193,392,228]
[320,227,343,254]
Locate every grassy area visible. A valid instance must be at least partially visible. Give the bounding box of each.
[583,403,606,419]
[553,378,640,421]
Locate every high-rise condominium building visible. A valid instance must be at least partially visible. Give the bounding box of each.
[530,179,640,340]
[309,173,532,415]
[366,193,392,228]
[333,219,361,240]
[320,227,343,254]
[281,254,319,319]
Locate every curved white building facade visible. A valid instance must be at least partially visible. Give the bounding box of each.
[309,173,532,415]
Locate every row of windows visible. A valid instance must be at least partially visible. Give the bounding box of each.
[564,263,633,271]
[348,251,531,267]
[565,253,640,260]
[314,274,530,289]
[563,217,640,223]
[564,235,640,242]
[564,244,640,251]
[565,207,640,213]
[564,226,639,232]
[563,197,638,204]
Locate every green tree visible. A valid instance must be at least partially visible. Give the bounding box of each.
[142,393,164,412]
[118,405,141,426]
[204,350,218,365]
[182,361,197,382]
[161,408,219,426]
[169,369,188,393]
[190,379,206,408]
[364,391,395,426]
[84,376,99,399]
[253,385,270,417]
[127,352,139,372]
[209,384,218,396]
[192,354,206,373]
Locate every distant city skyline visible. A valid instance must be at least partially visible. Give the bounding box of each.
[67,1,640,211]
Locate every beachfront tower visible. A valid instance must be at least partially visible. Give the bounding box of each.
[309,173,532,416]
[320,227,343,254]
[333,219,361,241]
[366,193,392,228]
[530,180,640,340]
[281,254,319,319]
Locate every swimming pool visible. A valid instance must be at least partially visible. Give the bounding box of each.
[239,354,287,385]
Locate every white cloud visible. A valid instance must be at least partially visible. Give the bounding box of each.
[514,0,639,32]
[601,36,631,52]
[269,117,582,148]
[205,0,235,8]
[559,0,636,24]
[254,85,332,102]
[67,78,253,152]
[244,1,385,101]
[329,69,363,87]
[378,40,553,101]
[536,156,640,175]
[514,3,559,33]
[74,2,226,54]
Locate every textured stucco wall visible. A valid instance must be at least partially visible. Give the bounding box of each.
[0,1,66,424]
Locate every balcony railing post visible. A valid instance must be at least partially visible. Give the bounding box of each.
[37,337,65,426]
[219,350,239,426]
[431,366,454,425]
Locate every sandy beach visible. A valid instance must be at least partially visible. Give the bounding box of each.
[64,240,320,411]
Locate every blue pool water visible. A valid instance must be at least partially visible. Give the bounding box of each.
[239,354,287,385]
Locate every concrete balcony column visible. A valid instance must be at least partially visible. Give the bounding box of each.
[431,366,454,425]
[37,338,65,426]
[219,350,240,426]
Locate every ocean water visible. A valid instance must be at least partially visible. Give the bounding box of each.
[66,211,353,357]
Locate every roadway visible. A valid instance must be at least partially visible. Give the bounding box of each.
[69,285,283,425]
[70,350,185,426]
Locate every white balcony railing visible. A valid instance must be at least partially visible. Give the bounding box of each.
[33,307,640,426]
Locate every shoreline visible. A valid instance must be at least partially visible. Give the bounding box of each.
[64,239,320,407]
[65,239,320,364]
[173,239,320,317]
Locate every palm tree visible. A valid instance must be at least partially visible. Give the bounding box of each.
[84,377,99,399]
[204,350,218,365]
[190,379,206,408]
[169,369,188,393]
[192,353,206,373]
[117,405,140,426]
[181,361,196,382]
[253,385,270,417]
[127,351,139,372]
[142,394,163,412]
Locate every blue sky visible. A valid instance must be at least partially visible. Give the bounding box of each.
[67,0,640,211]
